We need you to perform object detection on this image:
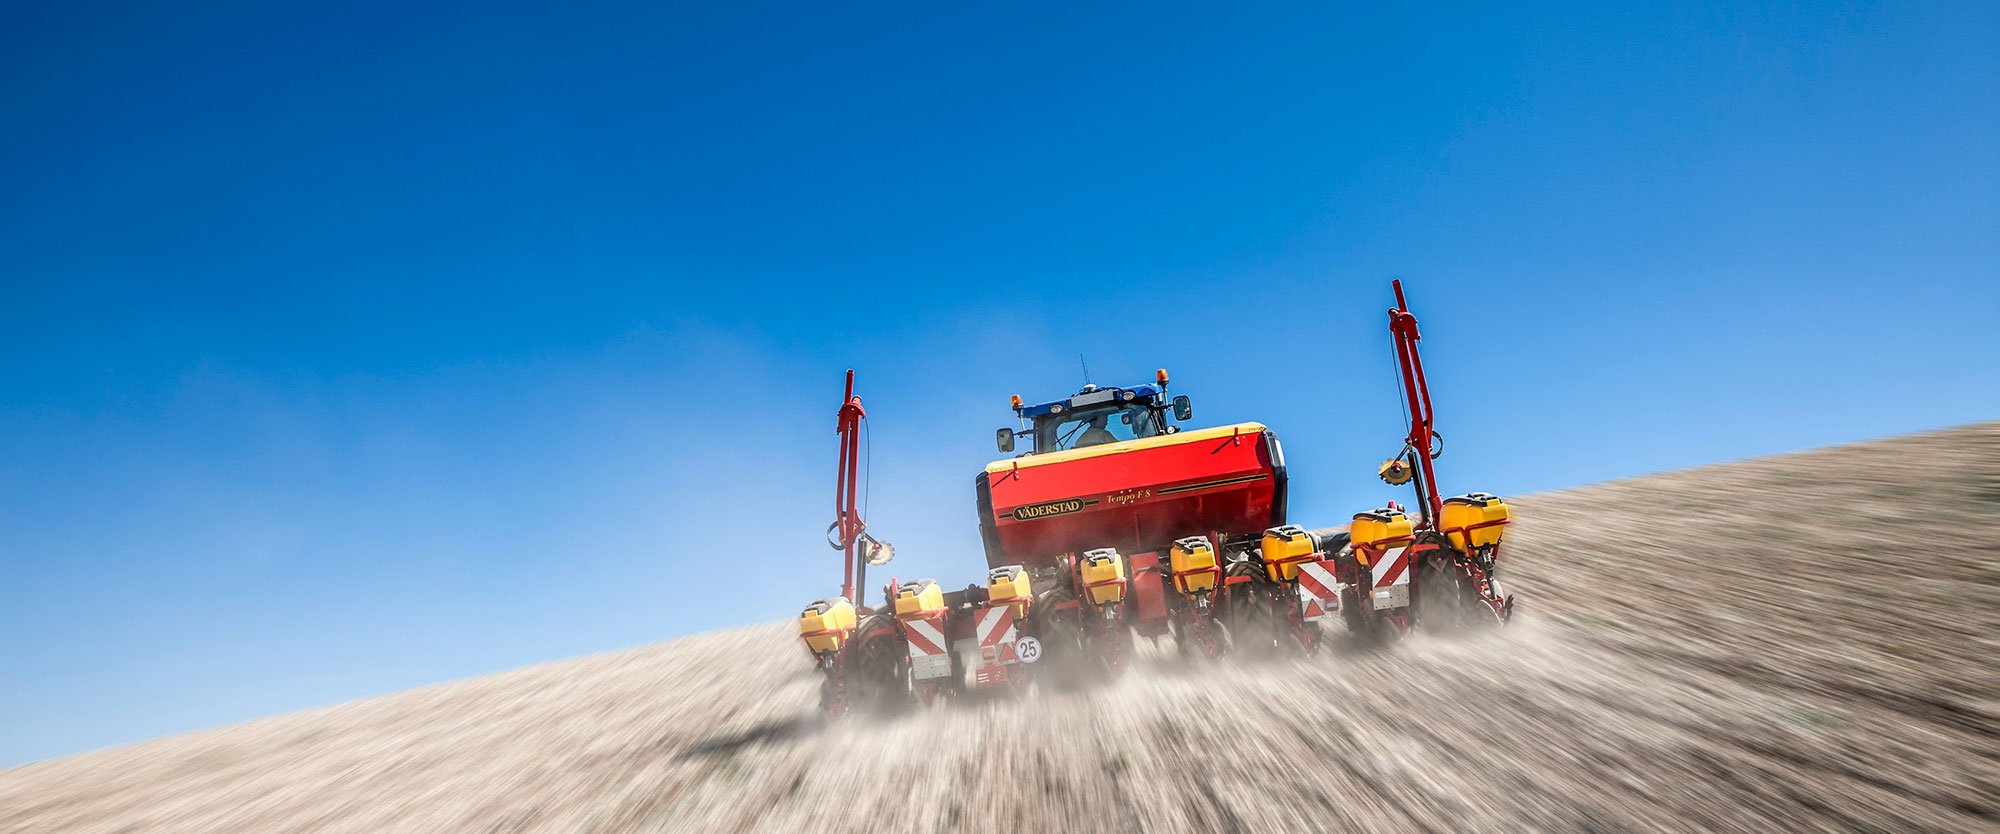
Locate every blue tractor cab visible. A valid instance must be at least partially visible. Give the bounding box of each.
[997,372,1193,455]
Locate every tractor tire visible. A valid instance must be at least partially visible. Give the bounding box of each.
[1415,550,1501,634]
[847,614,912,714]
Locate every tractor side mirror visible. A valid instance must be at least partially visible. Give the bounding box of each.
[1171,395,1192,421]
[996,428,1015,453]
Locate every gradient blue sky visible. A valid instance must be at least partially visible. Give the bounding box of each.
[3,1,1996,766]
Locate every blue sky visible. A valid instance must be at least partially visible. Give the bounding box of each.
[2,1,1995,766]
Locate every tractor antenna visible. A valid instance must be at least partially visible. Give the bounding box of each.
[1079,354,1092,385]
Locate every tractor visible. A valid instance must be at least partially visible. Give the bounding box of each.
[796,280,1516,714]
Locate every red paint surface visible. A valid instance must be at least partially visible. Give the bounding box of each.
[984,427,1279,568]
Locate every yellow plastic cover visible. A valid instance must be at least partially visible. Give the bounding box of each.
[1080,548,1127,605]
[894,579,946,619]
[1168,536,1218,594]
[1441,492,1510,550]
[798,596,856,654]
[1351,508,1414,564]
[1259,525,1316,583]
[988,564,1032,613]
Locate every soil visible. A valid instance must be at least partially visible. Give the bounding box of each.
[4,423,1996,833]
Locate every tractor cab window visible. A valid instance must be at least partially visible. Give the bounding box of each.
[1037,403,1164,452]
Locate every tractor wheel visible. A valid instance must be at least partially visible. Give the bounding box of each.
[847,614,911,714]
[1415,551,1500,634]
[1414,554,1455,633]
[1340,584,1365,635]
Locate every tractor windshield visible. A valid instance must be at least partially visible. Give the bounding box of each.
[1037,403,1164,452]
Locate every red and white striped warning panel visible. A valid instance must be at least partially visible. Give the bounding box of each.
[1369,545,1411,610]
[1297,559,1341,622]
[903,617,953,680]
[976,604,1019,665]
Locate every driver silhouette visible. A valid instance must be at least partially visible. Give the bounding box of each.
[1077,414,1118,447]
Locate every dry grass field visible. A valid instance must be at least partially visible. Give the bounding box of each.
[3,423,1996,833]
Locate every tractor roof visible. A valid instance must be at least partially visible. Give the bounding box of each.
[1017,383,1163,418]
